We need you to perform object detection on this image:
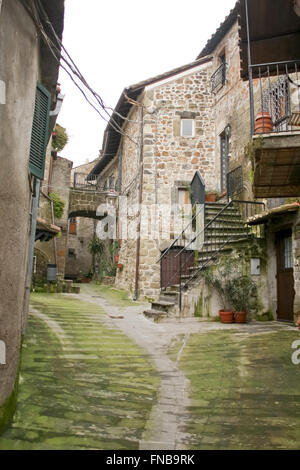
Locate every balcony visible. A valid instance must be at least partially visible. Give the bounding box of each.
[72,172,120,193]
[211,62,226,93]
[249,61,300,198]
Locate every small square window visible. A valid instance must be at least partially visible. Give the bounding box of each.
[181,119,194,137]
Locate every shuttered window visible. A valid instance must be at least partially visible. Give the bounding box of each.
[29,83,51,179]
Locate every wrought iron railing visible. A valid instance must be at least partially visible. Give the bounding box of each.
[72,172,119,192]
[158,200,265,310]
[227,166,243,200]
[250,60,300,135]
[211,62,227,93]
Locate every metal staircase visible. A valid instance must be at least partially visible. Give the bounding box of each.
[144,200,265,321]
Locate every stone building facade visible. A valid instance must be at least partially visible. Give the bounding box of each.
[91,3,300,323]
[91,57,216,299]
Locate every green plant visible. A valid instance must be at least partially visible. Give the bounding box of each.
[244,136,263,168]
[226,275,258,313]
[88,237,104,257]
[49,192,65,219]
[202,256,239,309]
[52,124,69,152]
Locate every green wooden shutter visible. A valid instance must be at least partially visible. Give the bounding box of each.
[29,83,51,179]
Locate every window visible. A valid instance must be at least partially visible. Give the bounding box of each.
[220,126,230,193]
[283,235,293,269]
[211,51,226,93]
[68,248,76,259]
[29,83,51,179]
[262,77,290,132]
[181,119,194,137]
[69,217,77,235]
[109,176,115,190]
[178,187,191,218]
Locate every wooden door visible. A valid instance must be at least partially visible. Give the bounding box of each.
[161,248,194,289]
[276,230,295,322]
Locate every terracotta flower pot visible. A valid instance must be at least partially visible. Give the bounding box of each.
[219,310,234,323]
[205,193,217,203]
[255,112,273,134]
[234,311,247,323]
[114,255,119,263]
[116,263,123,270]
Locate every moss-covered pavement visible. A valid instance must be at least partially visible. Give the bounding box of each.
[169,329,300,450]
[0,284,299,450]
[0,293,159,450]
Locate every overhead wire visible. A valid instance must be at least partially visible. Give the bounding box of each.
[33,0,140,143]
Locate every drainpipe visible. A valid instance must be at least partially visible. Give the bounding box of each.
[23,178,41,331]
[134,106,144,301]
[40,190,58,266]
[245,0,255,135]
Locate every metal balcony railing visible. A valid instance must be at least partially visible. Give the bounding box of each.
[227,166,243,200]
[211,62,227,93]
[250,60,300,135]
[72,173,120,192]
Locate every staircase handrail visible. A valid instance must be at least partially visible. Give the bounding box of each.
[157,203,205,263]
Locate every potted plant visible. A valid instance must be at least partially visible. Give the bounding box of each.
[226,275,258,323]
[202,262,234,323]
[205,190,218,203]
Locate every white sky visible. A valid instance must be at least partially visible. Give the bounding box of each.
[58,0,237,168]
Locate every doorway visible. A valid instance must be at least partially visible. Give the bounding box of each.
[276,229,295,321]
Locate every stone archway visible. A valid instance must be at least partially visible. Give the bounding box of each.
[63,189,118,281]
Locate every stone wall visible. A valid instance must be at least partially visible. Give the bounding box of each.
[65,217,95,279]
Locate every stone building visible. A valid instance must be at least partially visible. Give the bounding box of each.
[90,56,216,299]
[65,159,100,280]
[90,0,300,324]
[0,0,65,432]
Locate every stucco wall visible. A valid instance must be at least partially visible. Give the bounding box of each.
[0,0,40,417]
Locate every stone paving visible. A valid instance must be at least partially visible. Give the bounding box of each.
[0,283,299,450]
[0,294,159,450]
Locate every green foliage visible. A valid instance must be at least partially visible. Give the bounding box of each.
[49,192,65,219]
[88,238,117,279]
[244,136,264,168]
[226,275,258,313]
[88,237,104,257]
[256,311,274,322]
[52,124,69,152]
[202,256,240,309]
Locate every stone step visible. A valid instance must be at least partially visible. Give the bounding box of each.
[143,309,168,322]
[205,219,246,227]
[164,284,180,292]
[204,232,249,241]
[151,300,176,312]
[159,292,179,302]
[205,210,241,219]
